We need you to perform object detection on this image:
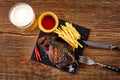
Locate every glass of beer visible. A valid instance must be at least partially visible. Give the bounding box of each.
[9,3,37,30]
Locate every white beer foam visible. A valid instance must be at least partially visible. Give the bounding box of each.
[9,3,34,27]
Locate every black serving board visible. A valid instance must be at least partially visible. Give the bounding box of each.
[31,19,91,74]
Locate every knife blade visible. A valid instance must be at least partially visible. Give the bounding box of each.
[83,40,120,50]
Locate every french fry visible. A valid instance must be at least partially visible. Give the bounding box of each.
[60,35,74,48]
[68,31,75,40]
[69,23,80,36]
[54,22,83,49]
[66,22,80,39]
[77,41,83,48]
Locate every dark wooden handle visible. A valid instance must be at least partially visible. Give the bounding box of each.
[105,65,120,73]
[115,46,120,50]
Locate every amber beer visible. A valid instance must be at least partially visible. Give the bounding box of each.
[9,3,37,30]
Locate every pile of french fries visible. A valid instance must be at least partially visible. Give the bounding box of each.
[54,22,83,49]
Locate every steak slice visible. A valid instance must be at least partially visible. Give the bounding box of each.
[38,34,74,69]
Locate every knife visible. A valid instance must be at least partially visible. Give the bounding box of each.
[83,40,120,50]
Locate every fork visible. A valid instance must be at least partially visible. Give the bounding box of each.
[79,56,120,73]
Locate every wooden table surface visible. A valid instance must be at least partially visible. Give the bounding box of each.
[0,0,120,80]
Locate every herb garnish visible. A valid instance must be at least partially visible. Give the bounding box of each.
[48,40,69,53]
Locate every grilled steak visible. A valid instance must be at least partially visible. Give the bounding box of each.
[38,34,74,69]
